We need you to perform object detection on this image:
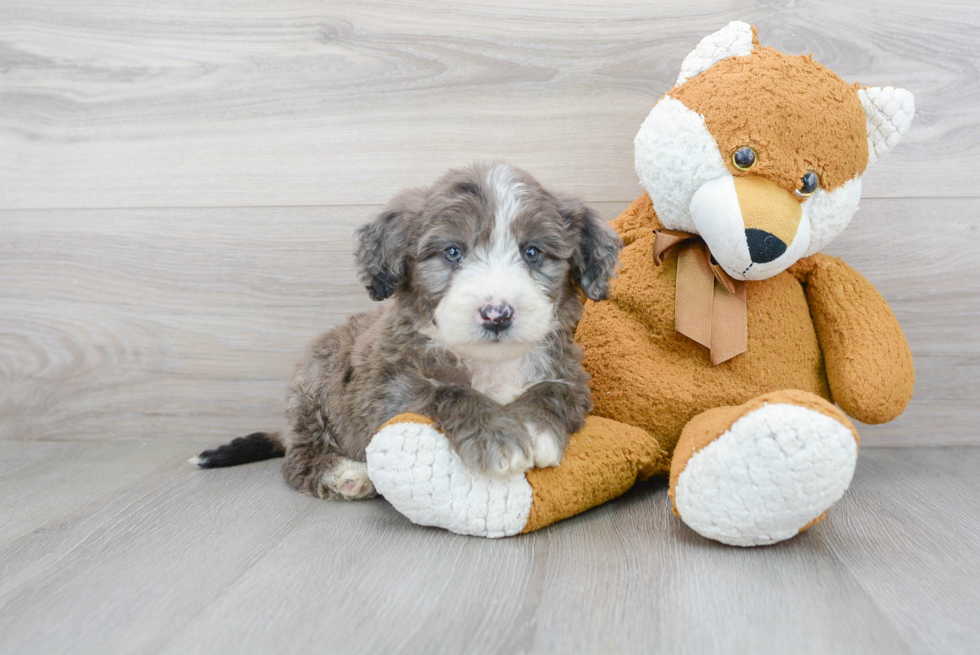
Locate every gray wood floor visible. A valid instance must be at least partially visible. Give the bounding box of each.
[3,1,980,653]
[0,443,977,654]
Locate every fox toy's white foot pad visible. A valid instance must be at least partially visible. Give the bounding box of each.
[366,420,533,538]
[674,403,858,547]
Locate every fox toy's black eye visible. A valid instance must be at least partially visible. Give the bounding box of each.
[797,171,820,197]
[444,245,463,263]
[523,246,543,265]
[732,146,757,171]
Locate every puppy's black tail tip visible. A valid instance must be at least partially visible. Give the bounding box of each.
[191,432,286,468]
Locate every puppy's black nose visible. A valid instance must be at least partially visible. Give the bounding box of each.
[745,229,787,264]
[480,303,514,334]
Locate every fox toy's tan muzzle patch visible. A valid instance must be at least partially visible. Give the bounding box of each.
[690,174,811,280]
[734,176,802,260]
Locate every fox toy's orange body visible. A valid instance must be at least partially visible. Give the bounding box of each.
[577,195,912,472]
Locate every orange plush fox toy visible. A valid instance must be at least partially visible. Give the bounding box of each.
[365,21,916,546]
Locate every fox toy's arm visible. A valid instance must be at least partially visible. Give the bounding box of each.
[791,254,914,424]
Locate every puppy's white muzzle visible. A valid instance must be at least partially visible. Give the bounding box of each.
[431,257,554,362]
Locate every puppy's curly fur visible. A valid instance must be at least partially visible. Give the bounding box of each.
[194,163,621,500]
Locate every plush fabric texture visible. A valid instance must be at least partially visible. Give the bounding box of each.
[365,414,666,537]
[802,176,863,256]
[521,416,667,533]
[366,413,533,538]
[634,95,729,234]
[569,193,912,544]
[576,195,832,456]
[668,390,860,499]
[733,175,803,245]
[790,255,915,423]
[670,47,869,195]
[577,194,913,444]
[675,20,757,86]
[859,87,916,164]
[668,390,859,546]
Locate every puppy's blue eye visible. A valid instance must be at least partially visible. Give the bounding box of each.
[444,246,463,263]
[523,246,542,264]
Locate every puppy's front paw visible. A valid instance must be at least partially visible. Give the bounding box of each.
[525,423,565,468]
[453,416,533,477]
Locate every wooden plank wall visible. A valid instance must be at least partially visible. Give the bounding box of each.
[1,0,977,445]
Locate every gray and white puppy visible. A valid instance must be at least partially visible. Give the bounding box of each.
[193,163,621,500]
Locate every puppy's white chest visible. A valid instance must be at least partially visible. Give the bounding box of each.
[466,356,538,405]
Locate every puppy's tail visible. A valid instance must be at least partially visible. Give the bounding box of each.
[190,432,286,468]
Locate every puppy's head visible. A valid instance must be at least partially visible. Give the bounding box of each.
[355,163,621,361]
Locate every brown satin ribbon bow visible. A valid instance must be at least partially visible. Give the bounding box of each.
[653,229,747,366]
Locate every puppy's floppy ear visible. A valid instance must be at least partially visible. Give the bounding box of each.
[354,191,420,301]
[559,197,622,301]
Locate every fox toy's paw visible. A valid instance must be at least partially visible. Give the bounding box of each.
[365,415,533,538]
[366,414,666,538]
[670,390,859,547]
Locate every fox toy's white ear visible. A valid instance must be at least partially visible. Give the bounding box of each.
[675,21,756,86]
[859,87,915,165]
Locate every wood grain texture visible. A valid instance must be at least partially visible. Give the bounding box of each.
[2,199,976,445]
[0,442,977,654]
[0,0,976,209]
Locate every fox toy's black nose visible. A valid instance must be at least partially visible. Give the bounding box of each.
[480,303,514,333]
[745,228,787,264]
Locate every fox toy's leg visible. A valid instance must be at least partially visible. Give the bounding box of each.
[365,414,667,538]
[669,390,859,546]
